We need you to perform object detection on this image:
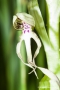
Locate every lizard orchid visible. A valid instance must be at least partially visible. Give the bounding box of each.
[13,13,60,87]
[13,13,41,79]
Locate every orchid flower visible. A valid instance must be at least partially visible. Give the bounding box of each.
[13,13,60,87]
[13,13,41,79]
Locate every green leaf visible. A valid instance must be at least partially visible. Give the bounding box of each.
[28,0,51,51]
[28,0,60,89]
[39,75,60,90]
[39,76,50,90]
[28,0,60,75]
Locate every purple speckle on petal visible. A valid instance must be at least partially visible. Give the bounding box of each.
[27,30,29,32]
[23,22,31,33]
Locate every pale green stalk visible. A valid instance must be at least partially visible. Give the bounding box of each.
[16,0,27,90]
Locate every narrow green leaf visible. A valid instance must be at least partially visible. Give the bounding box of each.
[28,0,52,52]
[28,0,60,89]
[46,0,60,50]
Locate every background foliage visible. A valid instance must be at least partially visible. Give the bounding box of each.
[0,0,60,90]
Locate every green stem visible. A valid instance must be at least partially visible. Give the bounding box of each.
[16,0,27,90]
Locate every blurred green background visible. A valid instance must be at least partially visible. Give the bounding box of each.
[0,0,47,90]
